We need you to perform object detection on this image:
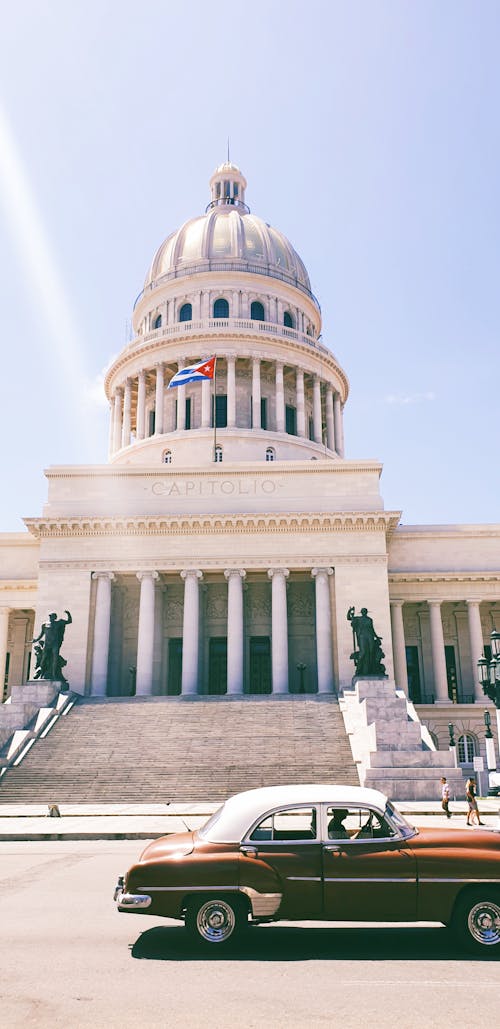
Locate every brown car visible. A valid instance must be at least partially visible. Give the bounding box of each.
[114,784,500,952]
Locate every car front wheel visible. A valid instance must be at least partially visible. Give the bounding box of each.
[452,891,500,952]
[186,896,247,945]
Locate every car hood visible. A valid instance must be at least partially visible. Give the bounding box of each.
[410,826,500,851]
[139,831,195,863]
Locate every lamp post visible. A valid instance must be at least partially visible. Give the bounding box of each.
[448,722,458,767]
[477,628,500,795]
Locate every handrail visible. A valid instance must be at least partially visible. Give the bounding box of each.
[134,260,319,309]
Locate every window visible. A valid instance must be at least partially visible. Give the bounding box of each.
[213,297,229,318]
[458,734,476,765]
[179,303,192,322]
[261,397,268,430]
[266,447,275,462]
[405,645,421,703]
[251,301,265,321]
[285,405,297,435]
[148,410,156,437]
[163,450,172,464]
[215,394,227,428]
[250,807,317,842]
[233,183,239,197]
[214,445,223,463]
[326,807,396,842]
[153,314,162,329]
[185,397,192,430]
[308,417,314,441]
[216,182,221,198]
[224,180,230,197]
[283,311,294,328]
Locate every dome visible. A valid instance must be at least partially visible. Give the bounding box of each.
[144,164,312,296]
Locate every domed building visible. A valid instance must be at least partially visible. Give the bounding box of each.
[0,162,499,799]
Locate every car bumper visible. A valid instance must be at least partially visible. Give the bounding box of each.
[114,877,152,912]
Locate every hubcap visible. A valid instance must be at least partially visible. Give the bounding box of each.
[196,900,236,943]
[468,900,500,946]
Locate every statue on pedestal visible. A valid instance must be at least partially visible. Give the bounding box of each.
[347,606,386,677]
[31,610,72,690]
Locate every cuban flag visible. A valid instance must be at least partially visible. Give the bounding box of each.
[167,356,216,389]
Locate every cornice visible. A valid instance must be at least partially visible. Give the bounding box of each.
[24,510,401,539]
[0,581,38,591]
[42,460,385,479]
[389,571,500,584]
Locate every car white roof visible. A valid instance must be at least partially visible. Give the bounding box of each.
[201,784,389,843]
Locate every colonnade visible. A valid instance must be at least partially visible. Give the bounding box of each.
[90,567,335,697]
[390,598,488,704]
[109,358,345,456]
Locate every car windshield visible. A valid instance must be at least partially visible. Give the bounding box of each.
[385,801,417,839]
[198,805,224,840]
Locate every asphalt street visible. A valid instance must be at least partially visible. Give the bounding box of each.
[1,839,499,1029]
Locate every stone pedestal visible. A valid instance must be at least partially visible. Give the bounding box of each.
[0,681,61,747]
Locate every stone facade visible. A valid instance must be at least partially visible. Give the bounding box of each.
[1,161,499,786]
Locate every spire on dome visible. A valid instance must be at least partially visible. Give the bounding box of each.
[207,161,249,212]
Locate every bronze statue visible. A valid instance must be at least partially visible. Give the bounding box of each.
[31,610,72,689]
[347,606,386,677]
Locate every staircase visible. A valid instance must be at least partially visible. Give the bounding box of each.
[0,695,359,803]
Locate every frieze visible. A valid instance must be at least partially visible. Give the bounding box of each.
[151,477,282,497]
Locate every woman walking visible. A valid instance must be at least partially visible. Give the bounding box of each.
[465,777,484,826]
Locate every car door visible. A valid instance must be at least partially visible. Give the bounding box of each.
[321,805,417,921]
[240,805,323,918]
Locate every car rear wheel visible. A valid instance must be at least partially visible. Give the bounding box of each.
[452,891,500,952]
[186,895,247,945]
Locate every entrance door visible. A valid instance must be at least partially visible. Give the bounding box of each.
[249,637,271,694]
[167,638,182,695]
[208,637,227,695]
[321,805,417,921]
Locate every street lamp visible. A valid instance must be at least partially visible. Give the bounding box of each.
[477,629,500,795]
[447,722,457,766]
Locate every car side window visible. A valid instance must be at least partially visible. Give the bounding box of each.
[249,807,317,842]
[326,807,396,841]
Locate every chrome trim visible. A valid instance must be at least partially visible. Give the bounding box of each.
[286,876,322,882]
[116,891,152,910]
[138,884,237,892]
[324,877,416,884]
[418,877,500,884]
[240,886,282,917]
[468,899,500,946]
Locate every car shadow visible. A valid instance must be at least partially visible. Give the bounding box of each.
[130,923,497,962]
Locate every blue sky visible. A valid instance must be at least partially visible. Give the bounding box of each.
[0,1,498,531]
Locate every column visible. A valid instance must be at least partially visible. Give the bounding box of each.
[466,599,485,703]
[0,606,10,693]
[428,600,449,703]
[108,402,114,458]
[181,570,203,695]
[311,568,334,693]
[90,573,115,696]
[176,362,186,430]
[154,364,164,435]
[252,357,261,429]
[136,572,159,695]
[275,362,285,433]
[121,379,132,448]
[225,570,246,694]
[136,370,146,441]
[201,372,212,428]
[333,393,343,456]
[313,376,322,443]
[227,355,236,428]
[296,368,306,437]
[325,388,335,451]
[112,389,123,453]
[390,600,409,695]
[267,568,289,693]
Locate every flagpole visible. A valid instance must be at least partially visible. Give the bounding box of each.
[213,357,217,462]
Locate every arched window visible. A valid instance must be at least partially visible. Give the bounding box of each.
[213,298,229,318]
[163,450,172,464]
[153,314,162,329]
[265,447,276,462]
[214,445,223,463]
[283,311,294,328]
[251,301,265,321]
[179,303,192,322]
[306,324,313,336]
[458,734,476,765]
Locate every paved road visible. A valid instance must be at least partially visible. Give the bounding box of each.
[1,840,498,1029]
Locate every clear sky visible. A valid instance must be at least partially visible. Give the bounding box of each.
[0,1,498,531]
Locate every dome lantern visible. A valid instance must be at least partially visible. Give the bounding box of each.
[208,162,248,212]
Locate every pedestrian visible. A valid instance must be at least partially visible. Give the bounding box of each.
[440,777,451,819]
[465,777,484,826]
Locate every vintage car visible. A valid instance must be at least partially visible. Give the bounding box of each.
[114,784,500,951]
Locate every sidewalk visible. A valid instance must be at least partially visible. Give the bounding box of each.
[0,799,499,841]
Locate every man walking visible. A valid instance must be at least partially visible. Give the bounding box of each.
[440,776,451,819]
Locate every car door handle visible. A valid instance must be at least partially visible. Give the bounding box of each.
[240,846,258,857]
[324,844,342,853]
